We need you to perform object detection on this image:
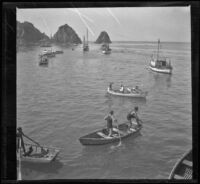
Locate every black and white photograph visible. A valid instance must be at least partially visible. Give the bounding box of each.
[14,5,194,180]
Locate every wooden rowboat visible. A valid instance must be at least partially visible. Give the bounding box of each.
[107,87,147,98]
[169,149,192,179]
[17,143,60,163]
[79,123,142,146]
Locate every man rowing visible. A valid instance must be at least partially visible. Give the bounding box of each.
[127,106,142,130]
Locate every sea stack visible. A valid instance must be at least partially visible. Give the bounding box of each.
[53,24,82,44]
[17,21,49,45]
[95,31,112,44]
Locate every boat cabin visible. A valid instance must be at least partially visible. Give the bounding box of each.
[150,57,172,69]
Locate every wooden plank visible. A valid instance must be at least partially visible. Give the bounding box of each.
[97,132,112,139]
[174,174,184,179]
[182,160,193,167]
[113,128,126,135]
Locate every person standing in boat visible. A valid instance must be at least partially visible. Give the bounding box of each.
[127,107,141,129]
[104,110,117,137]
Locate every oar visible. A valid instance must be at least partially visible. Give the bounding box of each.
[22,133,41,147]
[116,120,122,147]
[111,120,122,149]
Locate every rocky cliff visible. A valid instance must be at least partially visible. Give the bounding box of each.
[53,24,82,44]
[95,31,111,44]
[17,21,49,45]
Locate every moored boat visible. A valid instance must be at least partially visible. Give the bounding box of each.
[102,43,111,54]
[55,50,64,54]
[149,39,173,74]
[79,123,142,146]
[83,29,89,52]
[169,149,192,179]
[17,127,60,163]
[17,143,60,163]
[39,49,56,58]
[39,55,48,65]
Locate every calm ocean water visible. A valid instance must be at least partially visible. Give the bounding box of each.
[17,41,192,179]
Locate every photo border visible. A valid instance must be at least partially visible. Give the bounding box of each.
[2,1,199,183]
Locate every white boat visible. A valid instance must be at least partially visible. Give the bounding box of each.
[169,149,192,179]
[39,49,56,57]
[102,49,111,54]
[149,39,173,74]
[107,87,147,98]
[102,43,111,54]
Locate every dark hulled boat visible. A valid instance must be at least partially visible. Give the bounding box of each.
[169,149,192,179]
[79,123,142,146]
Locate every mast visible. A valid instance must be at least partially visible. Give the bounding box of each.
[83,36,85,47]
[157,39,160,61]
[86,29,88,45]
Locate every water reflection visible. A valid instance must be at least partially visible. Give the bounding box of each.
[17,45,37,53]
[66,132,143,178]
[150,71,172,88]
[105,94,146,111]
[21,159,63,175]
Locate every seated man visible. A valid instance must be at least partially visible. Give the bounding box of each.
[41,147,49,156]
[23,146,33,157]
[119,84,124,93]
[126,87,131,93]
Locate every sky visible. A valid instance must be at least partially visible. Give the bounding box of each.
[17,7,191,42]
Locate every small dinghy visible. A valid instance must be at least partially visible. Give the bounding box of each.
[39,55,48,66]
[102,43,111,54]
[169,149,192,179]
[17,127,60,163]
[107,87,147,98]
[79,123,142,146]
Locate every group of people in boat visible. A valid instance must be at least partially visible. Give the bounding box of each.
[109,82,142,94]
[104,106,142,137]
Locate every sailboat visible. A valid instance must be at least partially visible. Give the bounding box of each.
[149,39,173,74]
[83,29,89,52]
[102,43,111,54]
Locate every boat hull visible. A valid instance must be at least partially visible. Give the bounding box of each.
[79,123,142,146]
[102,50,111,54]
[107,88,147,98]
[149,65,172,74]
[169,149,192,179]
[17,143,60,163]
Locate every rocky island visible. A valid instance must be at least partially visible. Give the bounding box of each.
[17,21,49,46]
[95,31,112,44]
[53,24,82,44]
